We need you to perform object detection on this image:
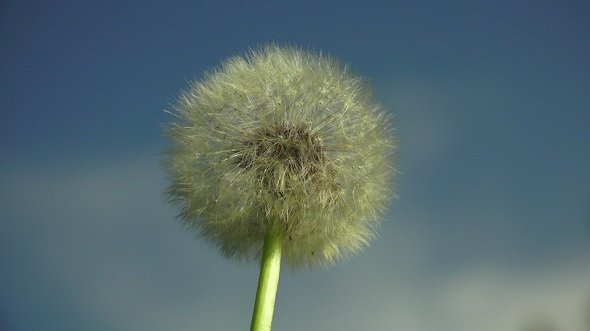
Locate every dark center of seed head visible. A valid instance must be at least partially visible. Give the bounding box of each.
[237,123,324,179]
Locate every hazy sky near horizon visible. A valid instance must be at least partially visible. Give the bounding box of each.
[1,1,589,330]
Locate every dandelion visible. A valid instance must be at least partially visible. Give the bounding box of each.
[164,45,397,330]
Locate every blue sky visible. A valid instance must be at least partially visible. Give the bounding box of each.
[1,1,589,330]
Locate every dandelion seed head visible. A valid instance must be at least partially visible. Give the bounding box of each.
[164,45,397,268]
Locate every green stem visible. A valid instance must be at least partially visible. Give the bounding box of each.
[250,231,282,331]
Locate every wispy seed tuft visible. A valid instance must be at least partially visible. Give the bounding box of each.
[164,45,397,268]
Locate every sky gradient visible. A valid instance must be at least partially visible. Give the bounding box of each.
[1,1,589,330]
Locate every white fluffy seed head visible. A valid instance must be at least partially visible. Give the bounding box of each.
[164,45,397,268]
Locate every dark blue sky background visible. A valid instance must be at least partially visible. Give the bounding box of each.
[1,1,589,330]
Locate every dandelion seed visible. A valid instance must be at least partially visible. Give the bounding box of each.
[164,44,397,268]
